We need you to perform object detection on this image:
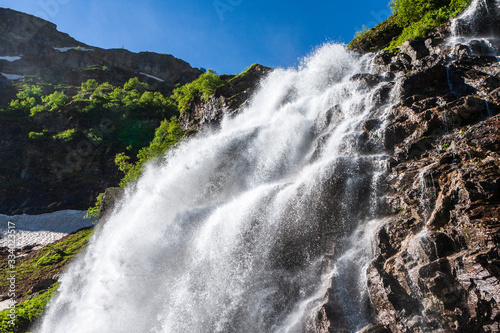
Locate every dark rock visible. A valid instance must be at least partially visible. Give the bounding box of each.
[98,187,125,221]
[350,73,382,88]
[363,119,381,133]
[31,278,56,293]
[400,39,430,64]
[179,64,271,131]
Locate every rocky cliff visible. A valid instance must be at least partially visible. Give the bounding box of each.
[315,2,500,332]
[157,6,500,331]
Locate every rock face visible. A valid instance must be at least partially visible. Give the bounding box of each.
[0,8,202,94]
[317,1,500,331]
[179,64,272,131]
[340,19,500,333]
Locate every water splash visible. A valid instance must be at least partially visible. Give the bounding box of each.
[35,43,394,333]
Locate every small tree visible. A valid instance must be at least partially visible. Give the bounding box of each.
[124,77,149,91]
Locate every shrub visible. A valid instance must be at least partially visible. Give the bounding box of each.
[29,104,46,116]
[42,91,68,111]
[124,77,149,91]
[8,85,42,113]
[172,70,225,112]
[52,128,78,141]
[81,79,99,92]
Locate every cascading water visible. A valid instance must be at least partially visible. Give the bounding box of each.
[36,44,395,333]
[35,2,499,332]
[450,0,500,55]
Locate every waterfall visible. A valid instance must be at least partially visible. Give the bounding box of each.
[34,1,500,332]
[36,43,394,333]
[450,0,500,55]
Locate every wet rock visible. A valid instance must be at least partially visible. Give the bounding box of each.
[350,73,382,88]
[98,187,125,221]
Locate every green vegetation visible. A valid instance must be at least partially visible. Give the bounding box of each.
[0,229,93,287]
[84,192,104,220]
[124,77,149,91]
[347,0,472,52]
[0,284,58,333]
[43,91,68,111]
[81,79,98,92]
[52,129,78,142]
[8,85,42,113]
[115,117,185,186]
[0,228,93,333]
[28,130,49,140]
[172,69,225,112]
[388,0,472,49]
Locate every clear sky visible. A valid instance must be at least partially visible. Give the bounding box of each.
[0,0,392,74]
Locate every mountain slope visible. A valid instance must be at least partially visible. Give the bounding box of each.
[0,8,202,95]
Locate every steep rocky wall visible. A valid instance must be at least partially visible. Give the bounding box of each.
[350,27,499,333]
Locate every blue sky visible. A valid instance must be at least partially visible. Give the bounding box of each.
[0,0,392,74]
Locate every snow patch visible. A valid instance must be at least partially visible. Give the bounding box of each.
[0,73,24,80]
[0,56,22,62]
[54,46,94,52]
[0,299,13,312]
[0,210,93,249]
[140,72,165,82]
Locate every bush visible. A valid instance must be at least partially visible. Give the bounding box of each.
[116,117,185,186]
[52,128,78,141]
[124,77,149,91]
[172,70,225,112]
[8,85,43,113]
[42,91,68,111]
[81,79,99,92]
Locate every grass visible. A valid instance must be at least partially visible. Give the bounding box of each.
[0,284,58,333]
[0,228,93,289]
[0,228,93,332]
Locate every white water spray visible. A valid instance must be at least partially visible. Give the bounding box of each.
[37,44,393,333]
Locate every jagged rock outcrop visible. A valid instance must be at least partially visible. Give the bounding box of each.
[179,64,272,131]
